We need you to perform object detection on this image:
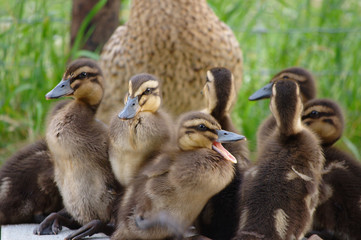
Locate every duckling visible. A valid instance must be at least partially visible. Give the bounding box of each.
[98,0,243,122]
[111,111,246,239]
[33,58,121,239]
[302,99,361,240]
[0,139,63,224]
[196,67,250,240]
[234,80,324,240]
[109,73,173,187]
[249,67,317,153]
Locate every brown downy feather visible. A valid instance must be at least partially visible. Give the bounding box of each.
[303,99,361,240]
[234,80,324,240]
[44,59,121,227]
[109,73,174,187]
[0,139,63,224]
[196,67,250,240]
[255,67,317,154]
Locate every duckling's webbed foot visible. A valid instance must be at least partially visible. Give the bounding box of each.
[33,212,62,235]
[64,219,114,240]
[33,209,80,235]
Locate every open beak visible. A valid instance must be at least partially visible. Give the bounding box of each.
[248,82,273,101]
[212,130,246,163]
[118,96,140,119]
[45,78,73,100]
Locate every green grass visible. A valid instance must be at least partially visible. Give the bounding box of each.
[1,0,360,163]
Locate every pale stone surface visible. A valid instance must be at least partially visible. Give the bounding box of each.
[1,224,109,240]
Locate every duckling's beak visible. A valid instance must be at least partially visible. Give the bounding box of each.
[118,96,140,119]
[216,130,246,143]
[248,82,273,101]
[212,130,246,163]
[45,79,73,99]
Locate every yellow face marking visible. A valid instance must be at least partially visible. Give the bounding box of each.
[274,208,289,240]
[140,93,161,113]
[178,118,219,150]
[72,78,104,105]
[303,105,342,144]
[178,130,214,150]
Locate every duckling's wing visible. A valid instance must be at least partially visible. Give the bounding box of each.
[141,154,172,179]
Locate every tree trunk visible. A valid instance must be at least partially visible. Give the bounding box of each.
[70,0,121,52]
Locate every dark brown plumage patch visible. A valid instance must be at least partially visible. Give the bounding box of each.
[234,79,323,240]
[209,67,232,119]
[0,140,63,224]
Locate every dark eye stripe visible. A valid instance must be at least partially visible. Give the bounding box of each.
[302,112,334,121]
[189,126,217,134]
[141,87,157,96]
[75,72,98,80]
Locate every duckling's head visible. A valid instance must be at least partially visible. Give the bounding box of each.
[45,58,104,107]
[203,67,236,117]
[302,99,344,147]
[177,111,246,163]
[118,73,161,119]
[269,80,304,136]
[249,67,316,103]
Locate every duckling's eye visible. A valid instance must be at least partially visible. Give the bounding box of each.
[282,75,289,80]
[309,110,319,119]
[79,72,87,78]
[144,88,152,95]
[197,124,208,131]
[206,76,211,83]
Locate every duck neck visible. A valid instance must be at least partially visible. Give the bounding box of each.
[271,99,303,137]
[210,103,227,122]
[74,98,100,115]
[276,112,303,137]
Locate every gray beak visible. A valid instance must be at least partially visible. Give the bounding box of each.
[118,96,139,119]
[216,129,246,143]
[248,82,273,101]
[45,79,73,99]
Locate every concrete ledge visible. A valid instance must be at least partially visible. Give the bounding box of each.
[1,224,110,240]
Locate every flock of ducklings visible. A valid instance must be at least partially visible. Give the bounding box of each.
[1,1,361,240]
[1,58,361,240]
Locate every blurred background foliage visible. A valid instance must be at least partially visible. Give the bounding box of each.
[0,0,360,162]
